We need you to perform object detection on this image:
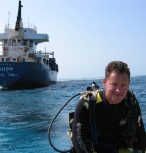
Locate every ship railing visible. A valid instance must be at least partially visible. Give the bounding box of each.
[35,51,54,58]
[5,23,37,32]
[23,23,37,32]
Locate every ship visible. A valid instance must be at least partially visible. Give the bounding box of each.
[0,0,58,89]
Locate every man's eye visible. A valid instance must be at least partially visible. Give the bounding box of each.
[111,83,117,86]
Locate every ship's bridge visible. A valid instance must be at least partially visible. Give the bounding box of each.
[23,28,49,43]
[0,27,49,44]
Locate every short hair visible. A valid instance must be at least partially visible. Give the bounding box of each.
[105,61,130,80]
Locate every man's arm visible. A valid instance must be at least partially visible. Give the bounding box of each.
[72,97,94,153]
[133,100,146,152]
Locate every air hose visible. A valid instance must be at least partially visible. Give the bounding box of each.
[48,92,81,153]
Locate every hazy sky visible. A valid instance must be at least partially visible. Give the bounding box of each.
[0,0,146,80]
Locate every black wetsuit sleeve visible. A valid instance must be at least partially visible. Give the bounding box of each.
[133,100,146,151]
[72,97,93,153]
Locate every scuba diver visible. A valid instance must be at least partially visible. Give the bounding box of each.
[71,61,146,153]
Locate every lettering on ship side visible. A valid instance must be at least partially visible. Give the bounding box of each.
[0,67,13,72]
[8,73,18,77]
[0,67,18,77]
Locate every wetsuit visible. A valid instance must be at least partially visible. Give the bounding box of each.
[72,90,146,153]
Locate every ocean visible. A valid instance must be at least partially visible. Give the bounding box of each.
[0,76,146,153]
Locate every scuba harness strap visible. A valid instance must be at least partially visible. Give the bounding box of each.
[117,90,137,147]
[88,92,99,146]
[88,90,119,152]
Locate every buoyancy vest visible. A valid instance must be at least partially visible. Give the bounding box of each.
[82,89,138,149]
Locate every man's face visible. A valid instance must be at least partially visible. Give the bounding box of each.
[103,71,130,104]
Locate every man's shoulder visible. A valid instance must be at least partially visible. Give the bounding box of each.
[80,89,104,108]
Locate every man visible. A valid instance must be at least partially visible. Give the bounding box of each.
[72,61,146,153]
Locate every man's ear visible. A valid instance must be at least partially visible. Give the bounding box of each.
[103,79,106,88]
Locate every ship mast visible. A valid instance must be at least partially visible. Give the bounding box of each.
[7,12,10,29]
[15,0,23,31]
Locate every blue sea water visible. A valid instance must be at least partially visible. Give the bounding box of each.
[0,76,146,153]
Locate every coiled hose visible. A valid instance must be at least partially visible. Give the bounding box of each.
[48,93,81,153]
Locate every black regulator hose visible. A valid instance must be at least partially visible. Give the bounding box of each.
[48,92,81,153]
